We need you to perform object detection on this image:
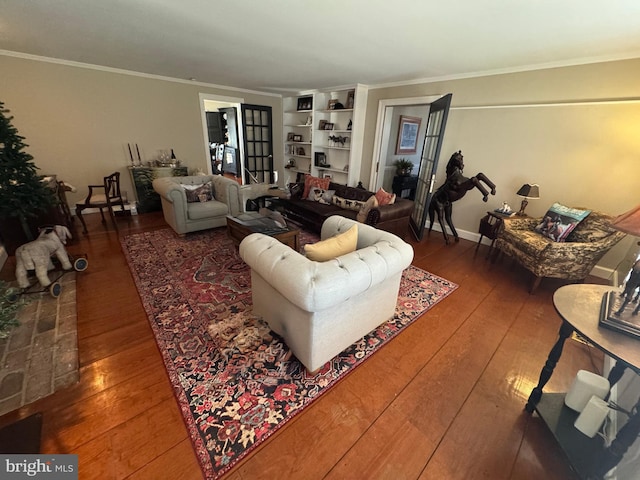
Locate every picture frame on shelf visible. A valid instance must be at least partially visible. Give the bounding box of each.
[296,146,306,156]
[297,96,313,111]
[287,132,295,141]
[323,122,335,131]
[314,152,328,167]
[396,115,422,154]
[327,99,339,110]
[292,134,302,142]
[323,173,333,180]
[318,119,327,130]
[346,90,355,109]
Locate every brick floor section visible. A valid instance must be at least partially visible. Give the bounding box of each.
[0,272,78,416]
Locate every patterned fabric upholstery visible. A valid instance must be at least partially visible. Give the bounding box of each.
[495,210,626,292]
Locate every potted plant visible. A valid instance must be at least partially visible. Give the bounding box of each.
[393,158,414,176]
[0,101,56,253]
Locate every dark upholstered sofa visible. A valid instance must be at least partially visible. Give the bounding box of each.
[277,182,414,238]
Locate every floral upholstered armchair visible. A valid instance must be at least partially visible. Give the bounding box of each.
[494,210,626,293]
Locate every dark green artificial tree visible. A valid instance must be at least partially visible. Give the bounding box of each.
[0,281,26,338]
[0,101,55,242]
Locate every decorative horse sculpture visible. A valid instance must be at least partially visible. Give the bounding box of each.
[428,151,496,244]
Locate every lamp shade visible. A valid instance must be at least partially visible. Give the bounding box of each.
[516,184,540,199]
[611,204,640,236]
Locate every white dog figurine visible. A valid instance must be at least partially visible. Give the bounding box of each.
[15,225,73,289]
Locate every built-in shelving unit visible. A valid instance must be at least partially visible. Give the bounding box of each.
[282,85,368,187]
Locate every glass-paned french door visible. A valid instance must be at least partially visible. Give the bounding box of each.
[241,104,273,184]
[409,93,452,241]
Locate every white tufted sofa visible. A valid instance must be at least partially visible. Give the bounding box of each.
[239,216,414,372]
[152,175,242,235]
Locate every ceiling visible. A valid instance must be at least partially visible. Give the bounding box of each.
[2,0,640,94]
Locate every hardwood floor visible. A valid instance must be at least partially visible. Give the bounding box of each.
[0,212,607,479]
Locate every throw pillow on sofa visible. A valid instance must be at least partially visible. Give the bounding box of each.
[302,175,331,199]
[534,203,591,242]
[304,224,358,262]
[184,182,214,203]
[375,187,396,206]
[332,195,366,212]
[357,195,378,223]
[307,187,335,205]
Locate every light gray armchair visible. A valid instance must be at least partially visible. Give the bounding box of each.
[152,175,241,235]
[239,216,414,372]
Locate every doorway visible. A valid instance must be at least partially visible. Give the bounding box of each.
[199,94,274,185]
[199,93,244,178]
[370,94,452,240]
[370,96,443,191]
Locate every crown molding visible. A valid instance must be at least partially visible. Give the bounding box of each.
[0,49,281,98]
[369,52,640,91]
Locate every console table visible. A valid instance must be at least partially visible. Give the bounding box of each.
[392,175,417,200]
[128,166,188,213]
[526,284,640,479]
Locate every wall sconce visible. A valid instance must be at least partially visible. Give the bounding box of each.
[516,183,540,216]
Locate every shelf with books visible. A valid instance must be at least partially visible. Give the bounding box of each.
[282,86,367,185]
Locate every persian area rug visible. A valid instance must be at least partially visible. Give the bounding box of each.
[121,228,458,479]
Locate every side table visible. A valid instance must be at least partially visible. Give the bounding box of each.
[526,284,640,479]
[477,211,513,258]
[392,175,418,200]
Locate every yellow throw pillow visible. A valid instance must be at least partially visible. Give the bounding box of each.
[304,224,358,262]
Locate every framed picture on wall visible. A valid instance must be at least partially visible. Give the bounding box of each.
[395,115,422,154]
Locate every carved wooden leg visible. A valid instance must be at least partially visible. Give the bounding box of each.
[525,320,574,413]
[530,276,543,294]
[604,361,628,401]
[595,398,640,478]
[75,206,88,234]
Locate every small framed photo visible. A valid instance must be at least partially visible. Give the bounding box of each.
[296,146,306,156]
[287,132,295,141]
[346,90,355,109]
[323,173,333,180]
[318,119,327,130]
[314,152,327,167]
[324,122,334,130]
[292,134,302,142]
[297,96,313,111]
[327,99,339,110]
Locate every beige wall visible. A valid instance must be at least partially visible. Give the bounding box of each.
[0,54,283,208]
[361,59,640,268]
[2,53,638,271]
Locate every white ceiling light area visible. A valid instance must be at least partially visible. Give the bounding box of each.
[1,0,640,93]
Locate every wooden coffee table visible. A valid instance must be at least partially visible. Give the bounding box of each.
[226,212,300,251]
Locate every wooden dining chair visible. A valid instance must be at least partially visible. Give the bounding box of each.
[75,172,126,233]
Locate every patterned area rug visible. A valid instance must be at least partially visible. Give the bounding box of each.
[121,228,458,479]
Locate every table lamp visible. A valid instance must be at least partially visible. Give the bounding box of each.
[611,204,640,237]
[611,203,640,281]
[515,183,539,216]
